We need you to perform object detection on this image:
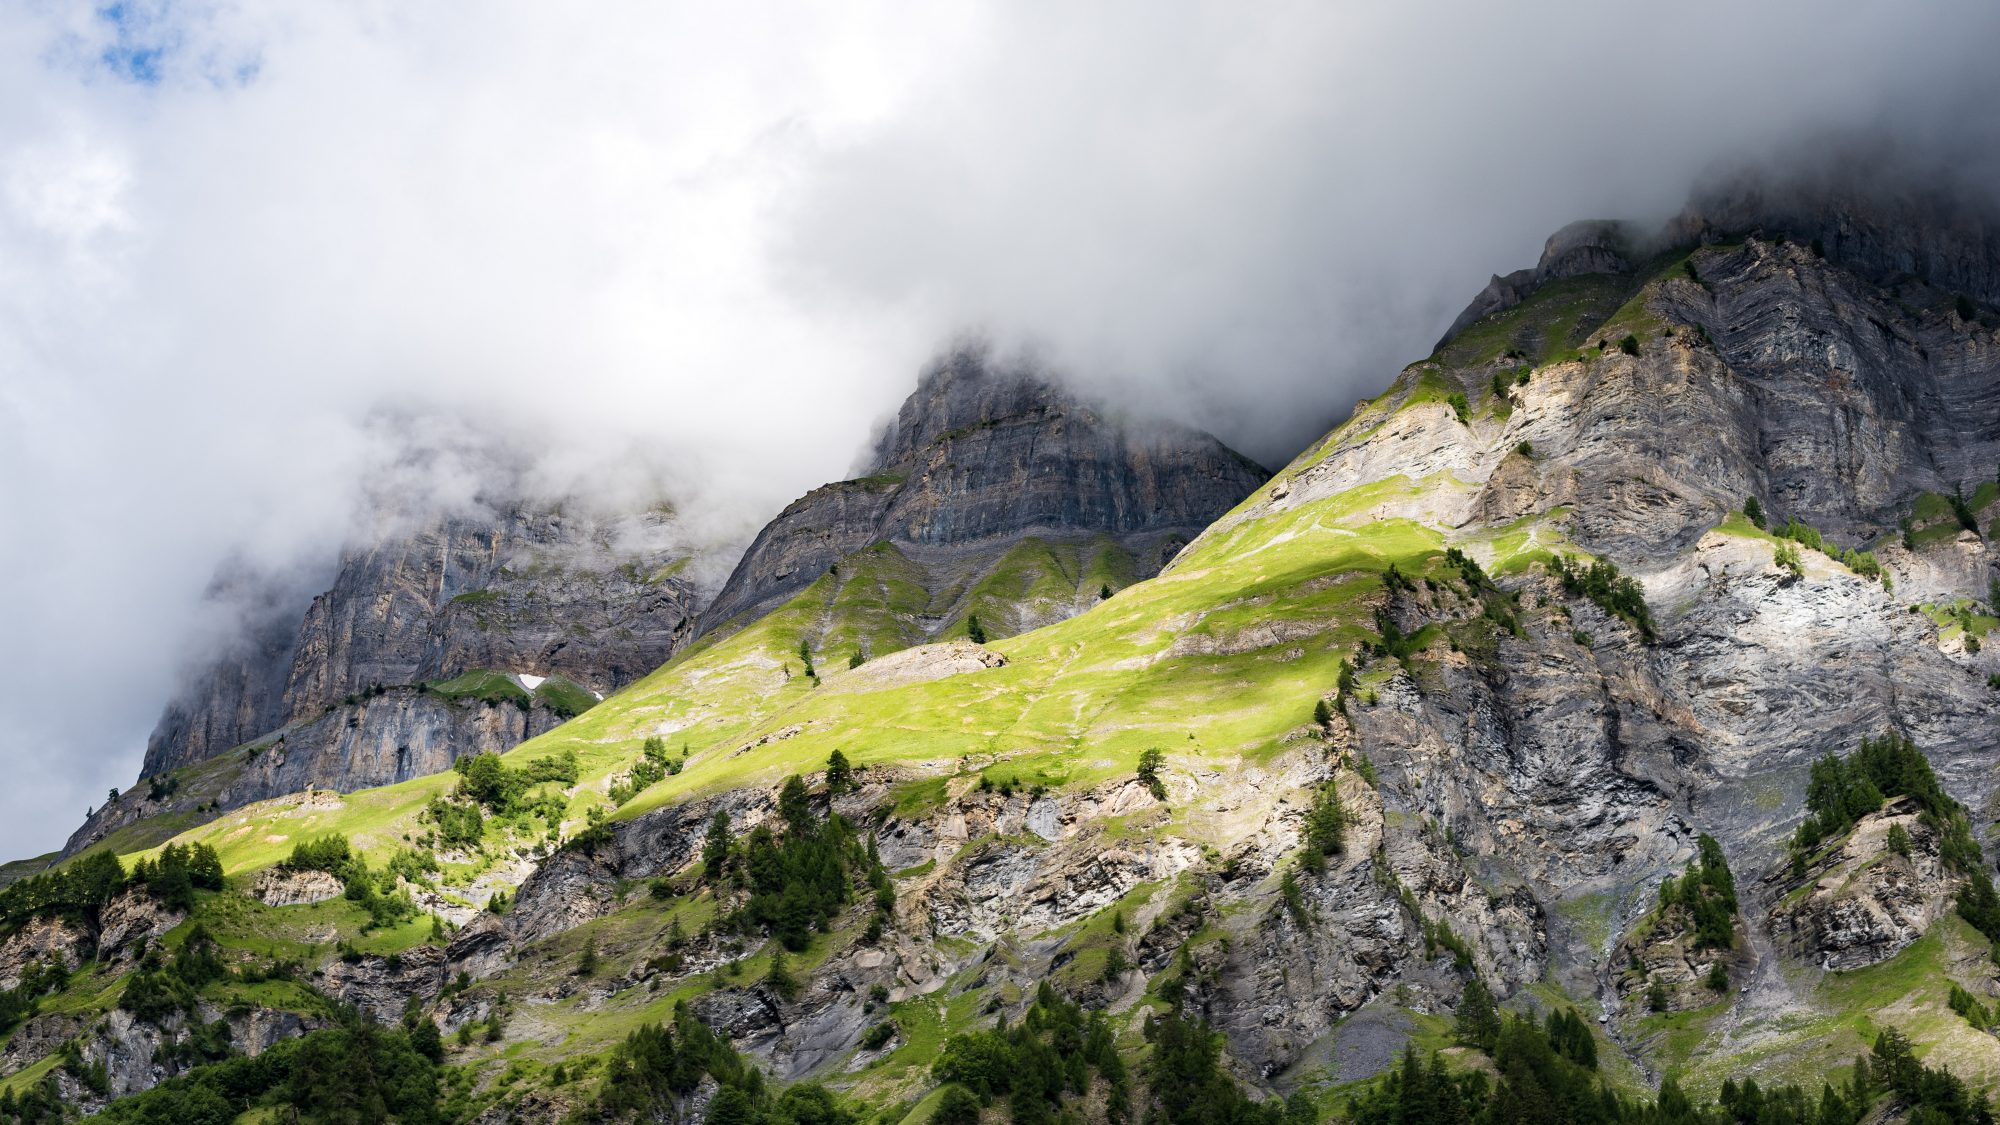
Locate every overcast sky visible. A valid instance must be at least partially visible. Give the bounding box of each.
[2,1,1998,859]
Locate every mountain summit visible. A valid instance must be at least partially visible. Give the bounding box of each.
[697,346,1268,638]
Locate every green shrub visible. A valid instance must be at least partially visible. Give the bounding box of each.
[1136,748,1167,800]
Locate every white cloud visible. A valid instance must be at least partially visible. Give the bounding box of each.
[1,0,1997,857]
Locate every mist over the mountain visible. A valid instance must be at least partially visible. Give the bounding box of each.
[3,0,2000,858]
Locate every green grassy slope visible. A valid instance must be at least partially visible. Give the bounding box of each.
[146,465,1576,905]
[40,243,1995,1118]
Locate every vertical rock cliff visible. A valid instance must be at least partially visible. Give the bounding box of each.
[696,347,1270,640]
[68,501,702,855]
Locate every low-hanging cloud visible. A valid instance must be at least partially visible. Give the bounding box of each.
[1,0,1998,859]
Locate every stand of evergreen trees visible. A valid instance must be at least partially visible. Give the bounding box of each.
[424,750,579,849]
[932,983,1132,1125]
[119,923,228,1024]
[708,765,893,953]
[280,833,417,930]
[608,737,685,807]
[586,1001,852,1124]
[1360,980,1990,1125]
[1789,733,2000,950]
[1657,834,1738,949]
[128,843,225,912]
[1549,555,1655,642]
[0,851,130,934]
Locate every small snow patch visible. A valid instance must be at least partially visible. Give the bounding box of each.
[517,673,546,691]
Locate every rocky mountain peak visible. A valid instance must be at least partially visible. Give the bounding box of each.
[695,349,1268,633]
[863,345,1066,472]
[1435,219,1641,350]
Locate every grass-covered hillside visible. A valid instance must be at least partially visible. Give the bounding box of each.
[6,227,1999,1125]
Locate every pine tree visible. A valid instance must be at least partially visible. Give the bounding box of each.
[702,810,732,881]
[825,750,853,795]
[966,615,987,644]
[1454,976,1501,1050]
[1305,783,1346,858]
[778,775,813,833]
[764,947,799,1001]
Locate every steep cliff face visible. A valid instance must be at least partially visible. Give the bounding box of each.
[1177,200,1999,1080]
[24,191,2000,1121]
[372,205,1995,1108]
[141,567,310,775]
[68,503,702,858]
[144,504,698,782]
[272,506,695,727]
[696,348,1269,637]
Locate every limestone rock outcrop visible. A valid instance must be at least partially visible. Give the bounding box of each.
[1766,798,1964,971]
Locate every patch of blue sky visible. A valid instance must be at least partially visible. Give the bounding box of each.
[97,1,176,85]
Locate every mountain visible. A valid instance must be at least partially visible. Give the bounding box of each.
[6,185,2000,1124]
[697,345,1271,642]
[66,357,1264,862]
[64,500,704,858]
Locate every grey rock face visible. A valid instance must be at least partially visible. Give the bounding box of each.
[321,943,449,1022]
[447,786,777,979]
[145,504,698,782]
[1437,220,1640,350]
[251,867,346,907]
[1668,156,2000,309]
[276,506,695,724]
[94,887,185,973]
[1177,204,1997,1076]
[143,566,306,778]
[70,502,702,857]
[1611,909,1736,1014]
[697,348,1268,634]
[58,1001,318,1112]
[0,887,181,991]
[0,915,89,992]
